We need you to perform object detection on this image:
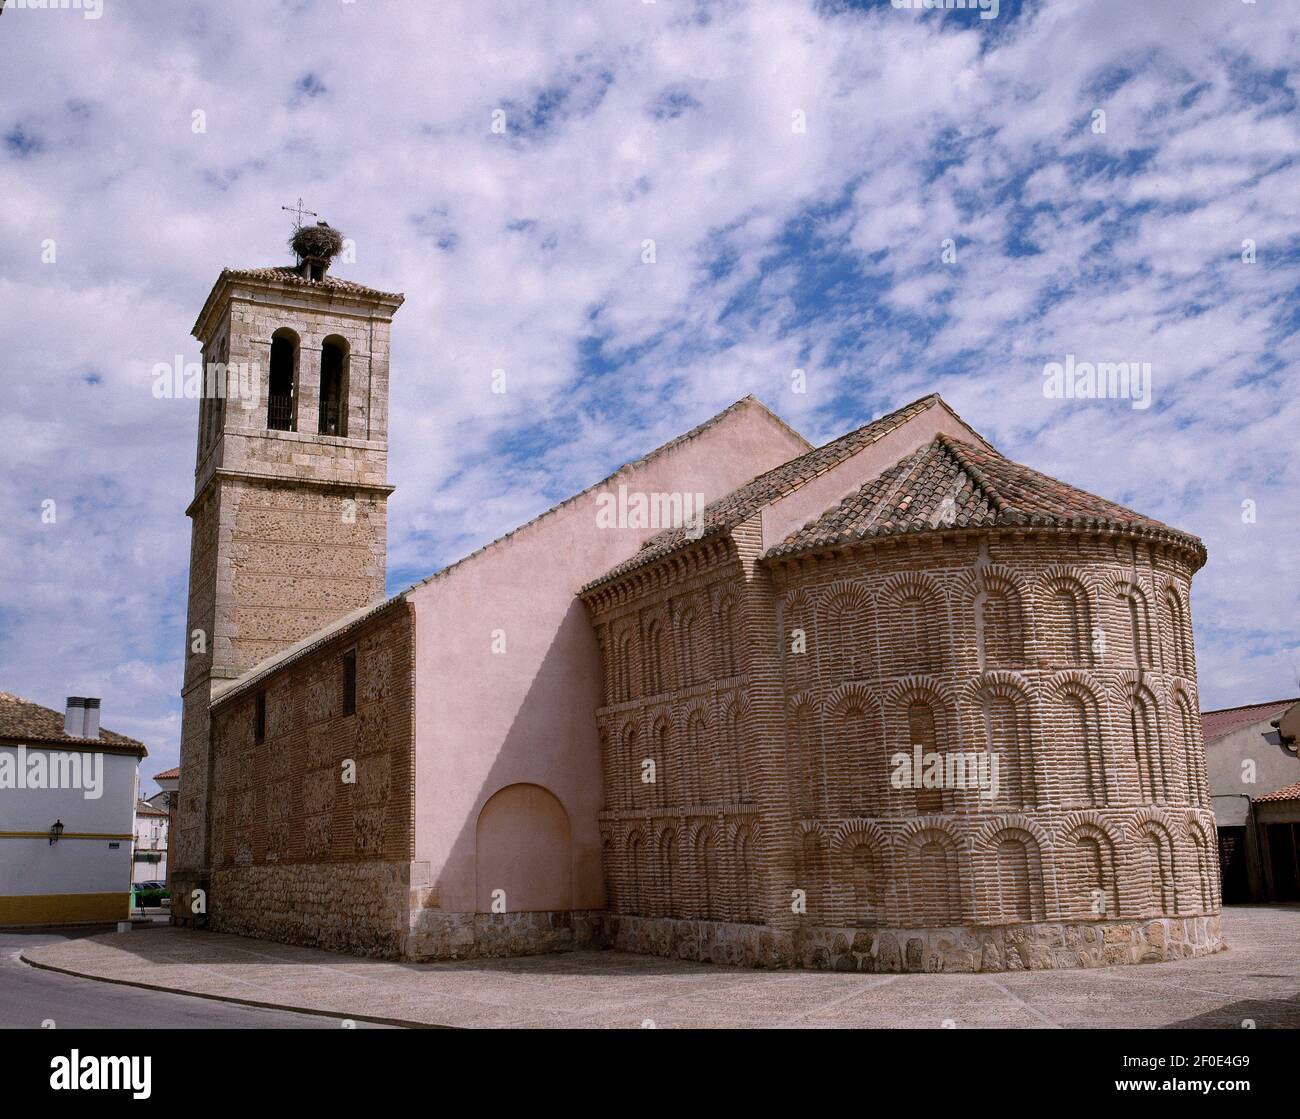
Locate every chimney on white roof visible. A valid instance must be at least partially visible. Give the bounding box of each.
[64,696,85,737]
[82,697,101,740]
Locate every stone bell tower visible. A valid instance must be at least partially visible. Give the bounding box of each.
[171,223,403,921]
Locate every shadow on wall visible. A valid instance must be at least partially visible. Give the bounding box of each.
[433,596,603,914]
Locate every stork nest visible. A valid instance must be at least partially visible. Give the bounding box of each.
[290,221,344,261]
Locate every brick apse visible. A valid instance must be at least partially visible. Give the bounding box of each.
[582,433,1220,971]
[171,245,1220,972]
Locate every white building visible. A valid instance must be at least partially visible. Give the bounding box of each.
[0,692,147,925]
[132,797,169,885]
[150,765,179,889]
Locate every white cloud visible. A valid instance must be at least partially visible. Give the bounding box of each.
[0,0,1297,786]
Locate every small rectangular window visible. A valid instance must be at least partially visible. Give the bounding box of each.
[342,648,357,716]
[254,691,266,743]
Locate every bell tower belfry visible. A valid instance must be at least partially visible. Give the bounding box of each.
[171,224,403,918]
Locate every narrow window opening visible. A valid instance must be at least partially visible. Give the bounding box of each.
[254,691,266,743]
[319,338,348,436]
[268,331,297,431]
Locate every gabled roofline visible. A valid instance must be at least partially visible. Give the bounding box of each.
[1201,696,1300,718]
[403,396,808,594]
[0,734,147,758]
[206,396,804,707]
[928,395,995,453]
[0,692,147,755]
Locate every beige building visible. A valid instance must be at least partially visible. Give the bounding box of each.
[170,238,1222,971]
[1203,698,1300,903]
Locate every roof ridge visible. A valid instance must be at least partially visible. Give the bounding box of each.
[740,392,942,497]
[0,691,145,749]
[582,392,946,593]
[221,265,403,297]
[935,432,1009,515]
[213,396,811,697]
[1256,780,1300,803]
[764,425,1208,565]
[862,439,939,535]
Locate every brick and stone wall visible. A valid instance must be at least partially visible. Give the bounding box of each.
[173,490,220,890]
[589,535,763,924]
[173,271,400,926]
[204,600,416,955]
[217,477,389,672]
[585,525,1222,971]
[174,474,393,924]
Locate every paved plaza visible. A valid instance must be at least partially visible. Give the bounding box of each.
[16,905,1298,1029]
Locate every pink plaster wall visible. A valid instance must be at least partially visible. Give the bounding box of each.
[408,401,810,913]
[475,783,571,912]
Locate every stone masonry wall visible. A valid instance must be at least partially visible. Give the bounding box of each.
[210,861,413,959]
[606,912,1223,971]
[405,909,607,962]
[204,600,415,953]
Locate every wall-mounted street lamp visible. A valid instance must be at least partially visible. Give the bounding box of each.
[49,820,64,845]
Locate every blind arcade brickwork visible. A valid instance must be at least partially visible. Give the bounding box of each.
[583,525,1219,971]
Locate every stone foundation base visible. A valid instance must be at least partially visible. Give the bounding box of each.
[608,914,793,968]
[206,862,411,958]
[405,909,607,961]
[181,887,1226,972]
[168,870,207,930]
[607,913,1224,972]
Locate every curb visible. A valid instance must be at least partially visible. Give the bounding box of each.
[18,952,452,1029]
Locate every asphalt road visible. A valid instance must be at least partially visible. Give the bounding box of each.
[0,928,396,1029]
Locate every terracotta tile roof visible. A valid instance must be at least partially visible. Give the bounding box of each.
[135,799,169,817]
[219,266,402,301]
[766,433,1206,562]
[191,266,404,338]
[0,691,146,754]
[583,393,946,592]
[1255,781,1300,804]
[153,766,180,780]
[1200,698,1300,744]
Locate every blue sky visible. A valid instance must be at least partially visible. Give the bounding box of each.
[0,0,1297,791]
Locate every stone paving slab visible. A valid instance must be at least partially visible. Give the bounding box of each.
[18,906,1300,1029]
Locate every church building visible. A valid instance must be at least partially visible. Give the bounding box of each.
[170,232,1222,972]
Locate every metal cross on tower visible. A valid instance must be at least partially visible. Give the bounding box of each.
[281,197,318,229]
